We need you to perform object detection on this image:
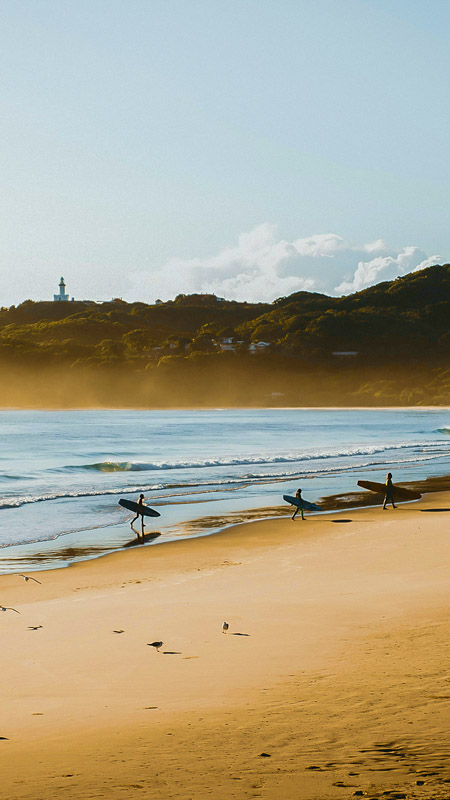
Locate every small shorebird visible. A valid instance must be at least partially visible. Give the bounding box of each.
[19,574,42,584]
[0,606,20,614]
[222,621,229,634]
[147,641,163,652]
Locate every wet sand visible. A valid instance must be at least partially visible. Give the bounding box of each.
[0,492,449,799]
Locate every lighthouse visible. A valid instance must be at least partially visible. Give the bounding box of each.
[54,277,69,302]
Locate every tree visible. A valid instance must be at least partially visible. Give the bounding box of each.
[123,329,155,356]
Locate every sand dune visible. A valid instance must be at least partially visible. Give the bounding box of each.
[0,493,449,799]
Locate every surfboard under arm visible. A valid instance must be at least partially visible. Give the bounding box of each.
[356,481,421,501]
[119,499,161,518]
[283,494,322,511]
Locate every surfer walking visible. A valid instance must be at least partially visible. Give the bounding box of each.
[292,488,305,521]
[131,493,146,535]
[383,473,397,509]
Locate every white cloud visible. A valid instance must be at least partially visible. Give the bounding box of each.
[335,246,441,294]
[128,224,441,303]
[292,233,346,258]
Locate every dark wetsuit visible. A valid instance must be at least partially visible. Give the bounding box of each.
[292,490,305,520]
[131,497,146,532]
[383,477,396,509]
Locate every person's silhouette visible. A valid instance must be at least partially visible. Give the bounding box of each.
[131,493,146,535]
[383,473,397,509]
[292,488,305,520]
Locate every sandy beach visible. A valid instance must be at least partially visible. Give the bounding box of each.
[0,492,449,800]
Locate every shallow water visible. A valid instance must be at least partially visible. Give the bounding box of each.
[0,408,449,572]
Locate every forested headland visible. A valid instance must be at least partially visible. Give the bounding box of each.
[1,265,449,408]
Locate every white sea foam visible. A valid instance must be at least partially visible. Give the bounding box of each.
[61,439,450,474]
[1,445,447,510]
[1,408,449,567]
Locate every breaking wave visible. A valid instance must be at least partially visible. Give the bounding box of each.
[62,440,449,473]
[0,484,165,510]
[1,446,447,510]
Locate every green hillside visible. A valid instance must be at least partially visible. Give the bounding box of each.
[1,265,449,408]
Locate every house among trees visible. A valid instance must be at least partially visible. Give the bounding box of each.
[219,337,235,351]
[249,341,271,353]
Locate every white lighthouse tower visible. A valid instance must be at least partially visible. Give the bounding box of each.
[54,277,69,302]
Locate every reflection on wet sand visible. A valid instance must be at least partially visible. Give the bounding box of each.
[1,474,448,574]
[123,532,161,547]
[0,542,117,572]
[0,508,287,573]
[178,506,287,536]
[319,474,450,511]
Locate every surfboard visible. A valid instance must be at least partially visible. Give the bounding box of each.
[119,498,161,517]
[357,481,421,501]
[283,494,322,511]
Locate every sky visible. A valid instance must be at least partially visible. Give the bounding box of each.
[1,0,449,306]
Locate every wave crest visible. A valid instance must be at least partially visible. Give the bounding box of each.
[63,440,449,474]
[1,444,447,511]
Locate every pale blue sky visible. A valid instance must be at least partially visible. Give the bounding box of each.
[1,0,449,305]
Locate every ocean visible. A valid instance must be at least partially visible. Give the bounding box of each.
[0,408,449,573]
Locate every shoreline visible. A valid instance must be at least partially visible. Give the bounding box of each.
[0,489,449,798]
[1,404,449,411]
[1,472,449,576]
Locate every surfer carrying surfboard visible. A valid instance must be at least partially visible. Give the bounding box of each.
[283,492,321,517]
[131,493,146,532]
[383,473,397,509]
[292,488,305,521]
[118,496,160,540]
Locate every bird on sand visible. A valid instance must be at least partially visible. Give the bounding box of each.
[0,606,20,614]
[147,641,163,652]
[19,574,41,584]
[28,625,43,630]
[112,630,124,634]
[222,621,229,634]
